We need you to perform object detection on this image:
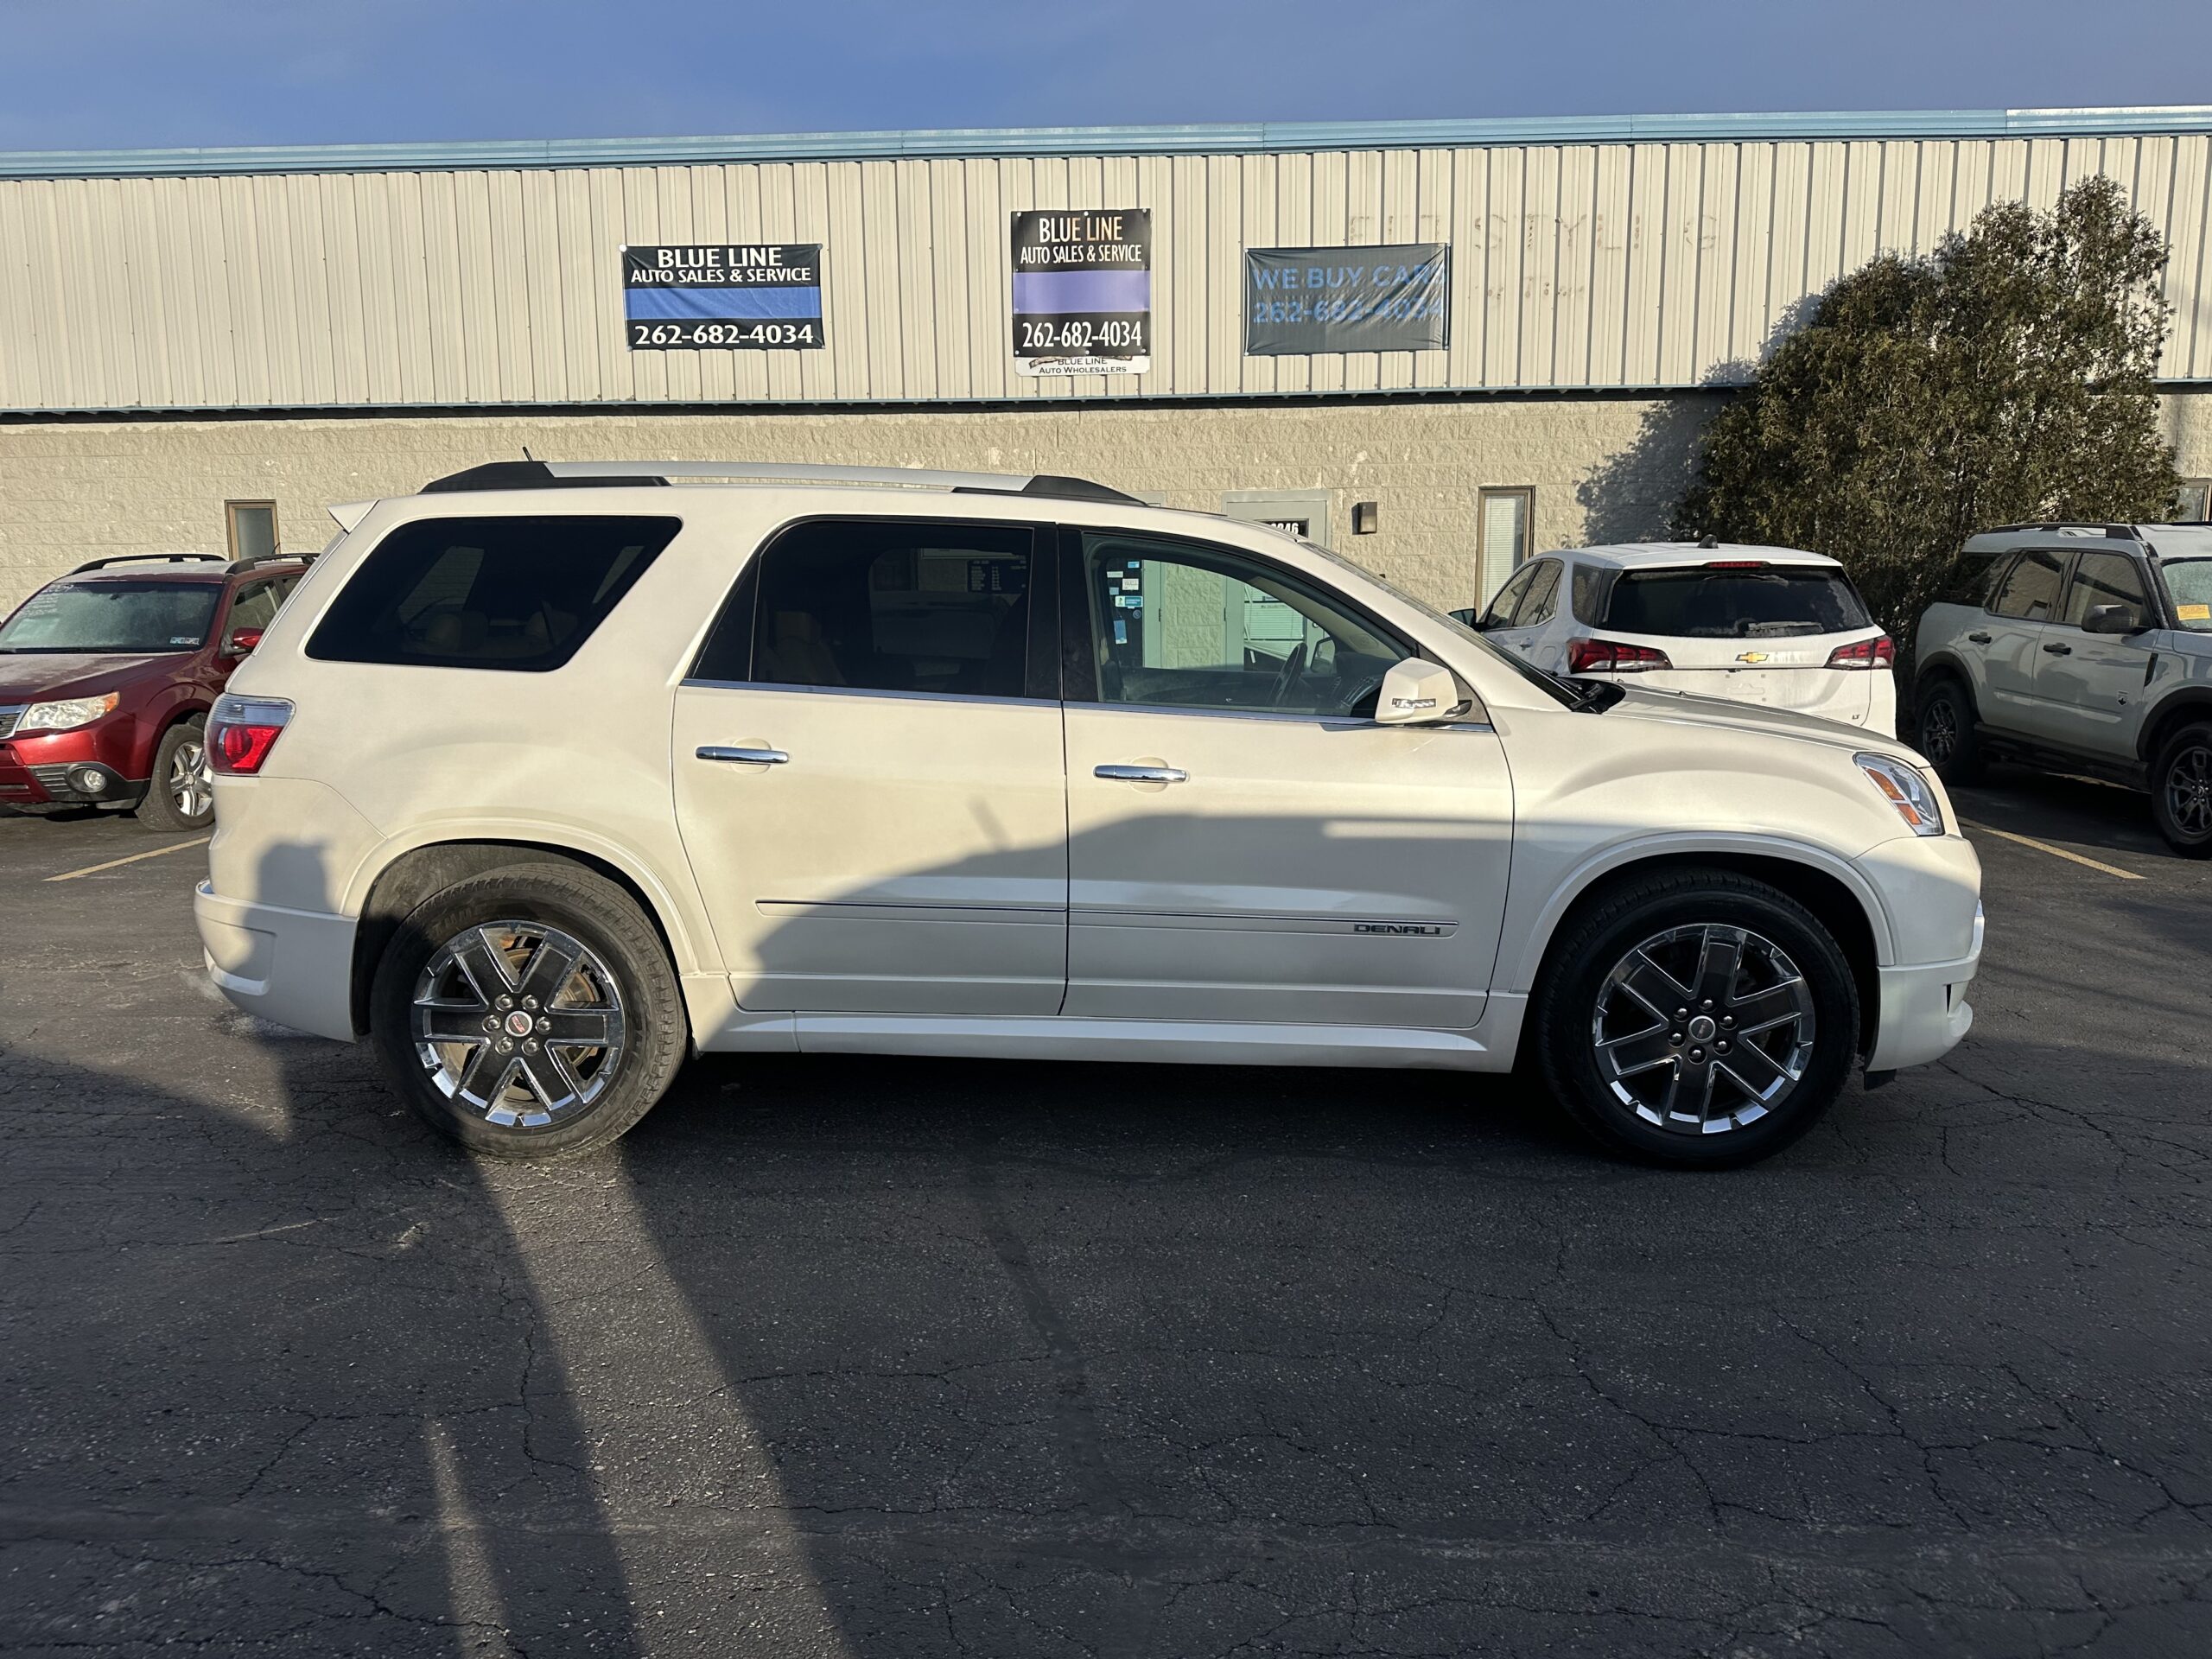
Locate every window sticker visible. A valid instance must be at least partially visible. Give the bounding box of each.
[170,634,199,645]
[1114,619,1128,645]
[2178,603,2210,621]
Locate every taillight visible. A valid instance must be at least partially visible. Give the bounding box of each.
[208,695,293,776]
[1567,637,1674,673]
[1826,635,1896,670]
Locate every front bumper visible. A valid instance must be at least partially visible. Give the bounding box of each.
[0,722,148,808]
[194,880,359,1041]
[1867,942,1979,1070]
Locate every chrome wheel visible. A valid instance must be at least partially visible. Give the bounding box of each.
[1591,923,1817,1135]
[410,921,626,1128]
[168,738,213,820]
[2165,742,2212,840]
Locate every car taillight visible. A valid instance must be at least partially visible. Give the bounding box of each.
[1826,635,1896,670]
[208,695,294,775]
[1567,637,1674,673]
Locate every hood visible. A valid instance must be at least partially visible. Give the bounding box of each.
[1599,681,1926,764]
[0,652,179,703]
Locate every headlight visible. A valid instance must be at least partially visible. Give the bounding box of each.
[17,691,119,734]
[1856,752,1944,836]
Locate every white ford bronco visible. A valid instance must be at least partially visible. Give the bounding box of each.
[196,461,1982,1167]
[1914,521,2212,854]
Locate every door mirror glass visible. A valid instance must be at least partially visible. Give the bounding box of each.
[1373,657,1468,726]
[2080,603,2143,636]
[226,626,264,655]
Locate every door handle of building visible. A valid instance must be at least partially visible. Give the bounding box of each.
[2042,642,2073,656]
[697,745,790,765]
[1094,763,1187,784]
[1967,632,1993,644]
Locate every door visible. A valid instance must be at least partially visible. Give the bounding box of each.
[2036,550,2160,755]
[1979,548,2069,737]
[672,518,1068,1014]
[1061,530,1513,1029]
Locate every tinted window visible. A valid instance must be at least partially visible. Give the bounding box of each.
[1990,550,2068,622]
[1517,559,1562,626]
[1601,566,1872,638]
[2162,559,2212,632]
[1478,563,1538,629]
[1080,533,1405,718]
[0,580,220,654]
[746,519,1035,698]
[2061,553,2151,628]
[1569,563,1607,625]
[1936,548,2003,607]
[309,516,676,671]
[226,575,298,635]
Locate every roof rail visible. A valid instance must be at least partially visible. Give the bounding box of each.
[227,551,314,574]
[1982,521,2141,539]
[417,458,1142,505]
[69,552,226,575]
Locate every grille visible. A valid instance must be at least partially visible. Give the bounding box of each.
[27,763,78,800]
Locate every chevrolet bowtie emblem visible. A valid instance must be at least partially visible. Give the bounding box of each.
[1736,650,1770,664]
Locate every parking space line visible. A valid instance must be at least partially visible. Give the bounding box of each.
[1963,822,2144,881]
[45,836,212,883]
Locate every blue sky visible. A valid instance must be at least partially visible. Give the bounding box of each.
[3,0,2210,152]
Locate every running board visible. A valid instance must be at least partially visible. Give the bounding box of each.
[788,1014,1496,1070]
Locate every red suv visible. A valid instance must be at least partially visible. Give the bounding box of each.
[0,552,311,830]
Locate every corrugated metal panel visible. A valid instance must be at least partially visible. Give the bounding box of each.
[4,130,2211,415]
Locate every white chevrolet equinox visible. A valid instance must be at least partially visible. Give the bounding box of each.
[194,461,1983,1168]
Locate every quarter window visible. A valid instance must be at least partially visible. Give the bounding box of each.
[1989,550,2068,622]
[307,515,677,671]
[2061,553,2150,629]
[1078,532,1406,718]
[745,519,1037,699]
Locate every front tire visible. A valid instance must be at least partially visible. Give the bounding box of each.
[1532,869,1861,1169]
[137,716,214,831]
[1916,677,1982,786]
[2150,723,2212,858]
[370,863,689,1158]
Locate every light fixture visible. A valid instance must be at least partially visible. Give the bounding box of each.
[1352,501,1380,535]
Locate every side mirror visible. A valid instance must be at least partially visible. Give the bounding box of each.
[2081,604,2145,636]
[1373,657,1471,726]
[225,626,264,656]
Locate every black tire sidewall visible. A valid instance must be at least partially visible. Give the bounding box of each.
[370,864,687,1157]
[1917,679,1980,785]
[2151,724,2212,857]
[137,716,213,832]
[1536,876,1860,1169]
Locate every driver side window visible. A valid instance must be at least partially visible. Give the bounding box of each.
[1079,533,1406,718]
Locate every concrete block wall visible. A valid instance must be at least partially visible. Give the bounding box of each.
[1,387,2206,616]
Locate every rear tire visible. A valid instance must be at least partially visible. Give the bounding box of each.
[1915,677,1983,786]
[1531,868,1861,1169]
[2150,722,2212,858]
[370,863,689,1158]
[137,716,214,832]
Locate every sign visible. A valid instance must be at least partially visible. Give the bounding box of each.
[1244,244,1449,356]
[622,245,824,350]
[1010,210,1151,376]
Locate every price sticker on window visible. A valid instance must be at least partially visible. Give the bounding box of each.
[2178,603,2210,621]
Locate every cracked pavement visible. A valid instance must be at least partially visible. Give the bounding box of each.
[1,765,2208,1656]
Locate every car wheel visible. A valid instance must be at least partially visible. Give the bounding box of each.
[1916,678,1982,785]
[137,716,215,831]
[1532,868,1861,1169]
[370,862,689,1158]
[2150,723,2212,858]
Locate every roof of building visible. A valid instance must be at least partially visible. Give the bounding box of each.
[3,105,2210,181]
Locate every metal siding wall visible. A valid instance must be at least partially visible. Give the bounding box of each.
[3,133,2209,412]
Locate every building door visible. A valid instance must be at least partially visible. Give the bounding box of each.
[1476,486,1533,608]
[673,517,1068,1015]
[1061,528,1512,1030]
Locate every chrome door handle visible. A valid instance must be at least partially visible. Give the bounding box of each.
[1095,763,1187,783]
[698,745,790,765]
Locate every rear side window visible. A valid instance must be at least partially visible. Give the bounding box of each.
[308,516,677,671]
[1518,559,1563,626]
[1936,548,2004,607]
[737,518,1038,699]
[1989,550,2068,622]
[1601,566,1872,639]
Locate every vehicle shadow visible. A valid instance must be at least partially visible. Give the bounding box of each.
[1953,765,2174,862]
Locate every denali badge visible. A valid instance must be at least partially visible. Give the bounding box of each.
[1354,922,1446,937]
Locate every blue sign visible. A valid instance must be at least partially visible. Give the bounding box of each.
[1244,244,1449,356]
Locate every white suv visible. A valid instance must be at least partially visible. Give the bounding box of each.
[194,461,1982,1168]
[1466,542,1897,735]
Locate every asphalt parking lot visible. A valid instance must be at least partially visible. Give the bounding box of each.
[1,773,2208,1658]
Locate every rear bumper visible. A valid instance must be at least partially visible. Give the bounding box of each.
[194,880,359,1041]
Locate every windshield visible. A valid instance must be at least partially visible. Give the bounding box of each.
[1298,538,1584,709]
[2164,559,2212,632]
[0,581,219,654]
[1604,567,1871,638]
